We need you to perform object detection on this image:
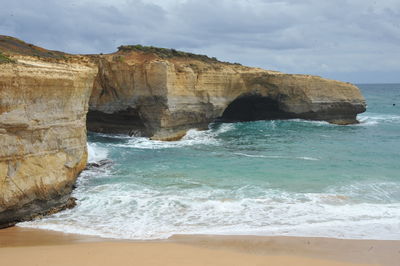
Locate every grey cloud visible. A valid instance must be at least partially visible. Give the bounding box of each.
[1,0,166,53]
[0,0,399,83]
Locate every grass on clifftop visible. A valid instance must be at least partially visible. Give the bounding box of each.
[117,44,241,65]
[0,35,67,60]
[0,52,15,64]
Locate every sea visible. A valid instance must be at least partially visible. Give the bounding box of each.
[20,84,400,240]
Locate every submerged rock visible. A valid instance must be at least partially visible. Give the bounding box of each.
[85,159,113,170]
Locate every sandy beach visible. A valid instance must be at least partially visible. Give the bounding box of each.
[1,227,399,266]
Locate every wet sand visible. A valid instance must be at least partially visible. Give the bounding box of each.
[1,227,399,266]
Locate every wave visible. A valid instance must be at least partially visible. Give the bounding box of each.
[327,181,400,203]
[87,143,109,163]
[20,185,400,239]
[288,119,331,126]
[270,114,400,127]
[20,112,399,240]
[297,156,320,161]
[19,181,400,240]
[113,124,234,149]
[234,153,319,161]
[357,113,400,126]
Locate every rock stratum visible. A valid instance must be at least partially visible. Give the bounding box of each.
[0,36,97,227]
[0,36,366,227]
[89,45,366,140]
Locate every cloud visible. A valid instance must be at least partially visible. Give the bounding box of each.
[0,0,167,53]
[1,0,399,82]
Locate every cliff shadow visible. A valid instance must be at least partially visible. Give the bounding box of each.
[87,107,148,136]
[218,94,294,122]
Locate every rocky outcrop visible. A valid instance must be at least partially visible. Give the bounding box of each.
[0,36,97,227]
[0,36,366,227]
[88,48,366,140]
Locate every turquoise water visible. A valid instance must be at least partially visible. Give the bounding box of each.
[21,84,400,240]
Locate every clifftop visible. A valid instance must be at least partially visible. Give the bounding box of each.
[116,44,242,66]
[0,36,267,73]
[0,35,67,60]
[0,35,240,65]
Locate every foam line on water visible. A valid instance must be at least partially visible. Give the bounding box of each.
[234,153,319,161]
[327,181,400,203]
[20,101,400,241]
[20,181,400,240]
[113,124,234,149]
[288,119,331,125]
[357,113,400,126]
[297,157,319,161]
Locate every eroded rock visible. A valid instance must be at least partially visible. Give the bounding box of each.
[88,48,366,140]
[0,36,97,227]
[0,36,367,227]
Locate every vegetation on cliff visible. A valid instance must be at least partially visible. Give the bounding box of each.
[118,44,219,61]
[0,35,66,60]
[117,44,241,65]
[0,52,15,64]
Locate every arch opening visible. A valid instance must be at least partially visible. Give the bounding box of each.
[218,94,293,122]
[87,107,148,136]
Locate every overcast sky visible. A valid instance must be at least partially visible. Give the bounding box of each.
[1,0,399,83]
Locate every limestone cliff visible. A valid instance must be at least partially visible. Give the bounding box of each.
[88,47,366,140]
[0,36,366,227]
[0,36,97,227]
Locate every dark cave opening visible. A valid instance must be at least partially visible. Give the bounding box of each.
[218,94,294,122]
[87,107,148,136]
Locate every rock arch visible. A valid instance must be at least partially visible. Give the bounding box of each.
[218,93,294,122]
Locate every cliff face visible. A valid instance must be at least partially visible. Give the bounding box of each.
[0,36,366,227]
[0,37,97,227]
[89,50,366,140]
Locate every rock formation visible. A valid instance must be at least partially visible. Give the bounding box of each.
[88,46,366,140]
[0,36,97,227]
[0,36,366,227]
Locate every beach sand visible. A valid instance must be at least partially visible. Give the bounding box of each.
[1,227,399,266]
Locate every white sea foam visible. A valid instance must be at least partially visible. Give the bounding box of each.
[113,124,234,149]
[18,114,400,240]
[20,181,400,240]
[289,119,331,126]
[234,152,270,158]
[357,113,400,126]
[234,153,319,161]
[327,181,400,203]
[87,143,109,163]
[297,156,320,161]
[288,114,400,127]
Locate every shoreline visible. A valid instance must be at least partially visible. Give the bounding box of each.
[1,227,399,266]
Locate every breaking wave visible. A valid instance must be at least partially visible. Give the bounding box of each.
[20,180,400,240]
[18,84,400,241]
[113,124,234,149]
[357,113,400,126]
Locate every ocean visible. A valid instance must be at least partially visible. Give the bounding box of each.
[21,84,400,240]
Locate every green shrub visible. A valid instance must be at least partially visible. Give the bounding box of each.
[0,52,15,64]
[117,45,220,62]
[115,44,245,66]
[113,55,125,63]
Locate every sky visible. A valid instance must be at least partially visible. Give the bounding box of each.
[1,0,399,83]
